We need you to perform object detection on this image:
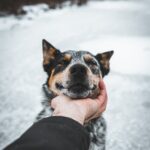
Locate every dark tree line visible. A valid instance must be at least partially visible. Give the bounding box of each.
[0,0,88,15]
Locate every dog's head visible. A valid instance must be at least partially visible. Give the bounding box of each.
[42,39,113,99]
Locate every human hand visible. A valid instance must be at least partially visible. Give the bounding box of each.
[51,80,108,125]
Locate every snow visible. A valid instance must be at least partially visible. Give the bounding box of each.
[0,0,150,150]
[80,37,150,75]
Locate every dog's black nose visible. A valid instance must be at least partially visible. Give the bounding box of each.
[70,64,87,75]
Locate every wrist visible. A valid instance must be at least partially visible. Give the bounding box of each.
[52,112,85,125]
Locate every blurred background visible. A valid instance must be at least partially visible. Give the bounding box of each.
[0,0,150,149]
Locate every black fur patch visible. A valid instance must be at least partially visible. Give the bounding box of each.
[53,53,72,76]
[95,51,114,77]
[43,50,62,75]
[84,58,99,75]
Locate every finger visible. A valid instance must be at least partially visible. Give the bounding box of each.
[84,100,101,121]
[51,97,59,109]
[99,91,108,110]
[99,80,106,91]
[85,112,100,123]
[100,98,107,112]
[97,81,108,104]
[93,96,108,119]
[99,80,107,97]
[79,98,106,123]
[51,95,70,109]
[51,100,56,109]
[90,81,108,118]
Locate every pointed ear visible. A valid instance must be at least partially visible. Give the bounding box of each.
[95,50,114,77]
[42,39,61,74]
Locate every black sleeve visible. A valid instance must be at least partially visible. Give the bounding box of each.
[4,116,90,150]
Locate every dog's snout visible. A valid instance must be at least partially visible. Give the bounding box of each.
[70,64,87,75]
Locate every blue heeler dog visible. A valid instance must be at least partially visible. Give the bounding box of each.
[36,39,113,150]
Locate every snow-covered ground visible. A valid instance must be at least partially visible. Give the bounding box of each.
[0,1,150,149]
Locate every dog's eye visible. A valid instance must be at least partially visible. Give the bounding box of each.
[86,60,97,66]
[58,59,69,66]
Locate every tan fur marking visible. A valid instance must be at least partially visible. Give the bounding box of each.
[64,54,72,62]
[57,64,62,67]
[48,69,64,95]
[100,54,110,69]
[101,53,109,59]
[84,54,93,61]
[48,69,55,87]
[100,60,109,69]
[43,48,56,65]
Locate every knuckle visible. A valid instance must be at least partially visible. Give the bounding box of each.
[51,99,57,108]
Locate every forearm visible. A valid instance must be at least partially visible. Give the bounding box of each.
[4,116,90,150]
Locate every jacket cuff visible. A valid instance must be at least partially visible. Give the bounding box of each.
[38,116,89,138]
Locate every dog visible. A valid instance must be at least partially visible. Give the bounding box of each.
[36,39,113,150]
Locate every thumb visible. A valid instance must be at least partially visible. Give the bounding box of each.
[81,98,100,121]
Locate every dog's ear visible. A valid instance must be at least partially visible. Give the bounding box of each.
[42,39,61,75]
[95,51,114,77]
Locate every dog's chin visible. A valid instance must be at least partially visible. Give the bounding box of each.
[63,84,90,99]
[63,86,99,99]
[64,90,90,99]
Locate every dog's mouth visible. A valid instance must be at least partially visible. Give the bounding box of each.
[68,83,96,93]
[68,83,89,93]
[66,84,96,99]
[55,82,98,99]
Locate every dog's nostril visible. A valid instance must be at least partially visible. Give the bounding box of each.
[70,64,87,75]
